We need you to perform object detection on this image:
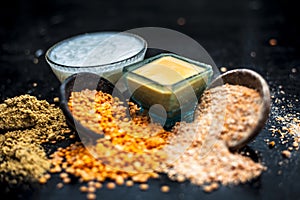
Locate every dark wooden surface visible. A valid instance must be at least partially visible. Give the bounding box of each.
[0,0,300,199]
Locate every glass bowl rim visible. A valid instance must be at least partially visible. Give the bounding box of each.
[45,31,147,69]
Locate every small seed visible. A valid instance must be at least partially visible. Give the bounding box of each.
[269,38,277,46]
[39,177,47,184]
[151,173,159,179]
[107,182,116,190]
[132,174,149,183]
[220,67,227,73]
[176,175,185,182]
[293,142,298,148]
[268,141,275,148]
[69,134,76,139]
[88,186,96,193]
[60,172,68,179]
[80,186,88,193]
[86,193,96,200]
[88,181,95,187]
[53,97,60,103]
[139,184,149,191]
[94,182,102,189]
[116,175,124,185]
[63,177,71,184]
[125,180,134,187]
[160,185,170,193]
[44,174,51,180]
[56,183,64,189]
[282,150,291,158]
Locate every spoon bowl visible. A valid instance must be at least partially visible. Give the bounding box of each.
[59,72,127,141]
[208,69,271,151]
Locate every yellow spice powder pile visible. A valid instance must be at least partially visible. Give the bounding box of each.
[0,95,72,184]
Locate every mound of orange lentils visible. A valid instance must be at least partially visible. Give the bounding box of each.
[41,89,173,199]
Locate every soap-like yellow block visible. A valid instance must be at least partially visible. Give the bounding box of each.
[133,56,204,85]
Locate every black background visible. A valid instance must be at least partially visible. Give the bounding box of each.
[0,0,300,199]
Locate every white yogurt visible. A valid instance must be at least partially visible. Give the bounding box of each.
[46,32,147,83]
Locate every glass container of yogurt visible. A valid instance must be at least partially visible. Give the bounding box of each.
[46,32,147,83]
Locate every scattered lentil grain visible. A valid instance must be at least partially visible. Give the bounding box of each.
[86,193,96,200]
[269,38,277,46]
[88,181,95,187]
[56,183,64,189]
[63,177,71,184]
[281,150,291,158]
[87,186,96,193]
[80,186,88,193]
[115,175,124,185]
[203,182,219,193]
[125,180,134,187]
[293,142,298,148]
[160,185,170,193]
[53,97,60,103]
[269,141,275,148]
[107,182,116,190]
[94,182,102,189]
[139,183,149,191]
[60,172,68,179]
[220,67,227,73]
[44,174,51,180]
[39,176,47,184]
